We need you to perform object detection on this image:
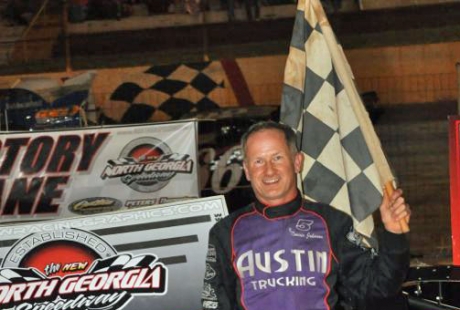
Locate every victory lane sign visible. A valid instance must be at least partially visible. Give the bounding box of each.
[0,121,199,221]
[0,133,108,216]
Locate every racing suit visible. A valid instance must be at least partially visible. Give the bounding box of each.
[202,194,410,310]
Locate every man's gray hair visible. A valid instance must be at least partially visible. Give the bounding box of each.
[241,121,299,159]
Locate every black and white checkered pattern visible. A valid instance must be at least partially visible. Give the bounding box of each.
[281,0,387,239]
[107,62,225,123]
[89,254,158,273]
[0,268,44,283]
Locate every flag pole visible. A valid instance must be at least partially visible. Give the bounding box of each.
[311,0,409,232]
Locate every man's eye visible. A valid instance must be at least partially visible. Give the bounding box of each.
[274,155,282,161]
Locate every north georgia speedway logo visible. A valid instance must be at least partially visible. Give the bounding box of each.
[0,228,168,310]
[100,137,194,193]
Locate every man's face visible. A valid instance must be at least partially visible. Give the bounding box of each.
[243,129,303,206]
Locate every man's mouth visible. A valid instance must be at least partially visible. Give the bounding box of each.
[263,177,280,184]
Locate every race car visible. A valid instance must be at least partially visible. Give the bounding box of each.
[0,72,97,131]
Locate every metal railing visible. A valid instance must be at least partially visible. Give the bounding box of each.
[0,1,297,71]
[12,0,52,63]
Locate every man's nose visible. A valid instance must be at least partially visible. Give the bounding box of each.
[265,161,275,175]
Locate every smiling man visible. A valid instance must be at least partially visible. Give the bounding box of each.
[242,127,301,206]
[202,121,411,310]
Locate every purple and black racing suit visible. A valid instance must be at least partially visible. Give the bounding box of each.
[202,193,410,310]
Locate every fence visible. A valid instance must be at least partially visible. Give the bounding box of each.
[376,115,452,264]
[356,73,458,105]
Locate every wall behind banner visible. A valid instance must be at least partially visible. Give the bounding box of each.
[0,41,459,113]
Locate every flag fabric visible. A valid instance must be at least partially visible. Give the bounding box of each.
[106,62,225,123]
[281,0,392,240]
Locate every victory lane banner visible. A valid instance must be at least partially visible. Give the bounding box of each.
[0,121,199,222]
[0,195,228,310]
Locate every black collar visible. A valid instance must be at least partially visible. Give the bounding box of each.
[254,192,302,219]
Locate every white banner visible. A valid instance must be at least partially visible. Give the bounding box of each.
[0,121,199,221]
[0,196,227,310]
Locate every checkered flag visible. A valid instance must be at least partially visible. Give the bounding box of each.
[89,254,158,273]
[281,0,398,240]
[105,62,225,123]
[0,268,44,283]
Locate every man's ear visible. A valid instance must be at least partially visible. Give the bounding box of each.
[294,152,303,174]
[243,161,251,181]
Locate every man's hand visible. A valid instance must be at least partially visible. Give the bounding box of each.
[379,188,411,234]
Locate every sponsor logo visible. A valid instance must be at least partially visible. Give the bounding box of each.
[202,283,217,301]
[35,105,80,125]
[69,197,122,214]
[289,219,323,240]
[235,249,328,291]
[203,300,219,309]
[289,228,324,240]
[249,276,317,290]
[6,100,44,110]
[0,228,168,310]
[101,137,194,193]
[295,219,313,231]
[346,228,364,247]
[158,196,196,204]
[125,198,158,208]
[126,197,201,209]
[236,249,328,278]
[206,244,217,263]
[205,263,216,280]
[3,228,117,267]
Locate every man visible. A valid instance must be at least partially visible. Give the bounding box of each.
[202,121,410,310]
